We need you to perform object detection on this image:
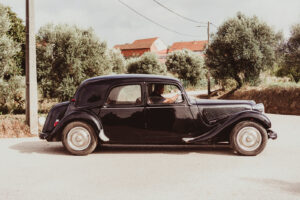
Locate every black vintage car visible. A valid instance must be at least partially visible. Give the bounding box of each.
[40,74,277,156]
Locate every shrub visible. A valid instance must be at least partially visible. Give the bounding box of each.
[37,24,112,101]
[0,76,25,114]
[205,12,279,88]
[166,49,206,85]
[108,48,126,74]
[127,52,166,74]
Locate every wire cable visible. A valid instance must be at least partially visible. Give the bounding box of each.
[118,0,199,37]
[153,0,206,24]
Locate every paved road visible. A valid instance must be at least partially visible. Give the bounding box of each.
[0,114,299,200]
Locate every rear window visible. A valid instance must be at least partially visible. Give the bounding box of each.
[106,85,142,105]
[76,82,108,106]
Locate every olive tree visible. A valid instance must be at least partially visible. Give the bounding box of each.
[108,48,126,74]
[6,6,25,74]
[127,52,166,74]
[166,49,205,85]
[0,4,20,79]
[0,4,24,113]
[205,13,278,88]
[36,24,112,100]
[277,24,300,82]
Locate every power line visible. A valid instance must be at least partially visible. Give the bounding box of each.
[118,0,199,37]
[153,0,206,24]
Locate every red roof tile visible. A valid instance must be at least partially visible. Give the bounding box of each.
[168,40,208,52]
[114,37,158,50]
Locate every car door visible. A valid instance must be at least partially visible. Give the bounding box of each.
[144,83,196,144]
[99,83,146,144]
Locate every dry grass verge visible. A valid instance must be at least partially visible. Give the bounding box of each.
[219,86,300,115]
[0,115,37,138]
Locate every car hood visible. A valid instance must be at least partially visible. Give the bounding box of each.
[190,98,256,124]
[190,98,256,106]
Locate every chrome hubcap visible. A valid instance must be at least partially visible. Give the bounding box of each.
[237,127,262,151]
[67,127,91,151]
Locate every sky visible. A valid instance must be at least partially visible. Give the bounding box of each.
[1,0,300,47]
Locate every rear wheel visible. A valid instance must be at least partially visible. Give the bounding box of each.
[230,121,268,156]
[62,121,98,155]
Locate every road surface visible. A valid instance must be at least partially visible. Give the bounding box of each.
[0,114,299,200]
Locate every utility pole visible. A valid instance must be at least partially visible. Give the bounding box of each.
[207,21,211,96]
[25,0,38,135]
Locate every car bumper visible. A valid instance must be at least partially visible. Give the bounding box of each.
[39,132,49,140]
[267,129,277,140]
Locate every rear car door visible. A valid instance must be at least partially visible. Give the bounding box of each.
[99,83,145,144]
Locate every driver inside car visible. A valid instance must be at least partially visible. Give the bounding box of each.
[149,84,180,104]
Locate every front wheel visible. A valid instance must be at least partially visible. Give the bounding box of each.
[230,121,268,156]
[62,121,98,155]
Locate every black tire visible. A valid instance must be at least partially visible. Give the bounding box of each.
[230,121,268,156]
[62,121,98,156]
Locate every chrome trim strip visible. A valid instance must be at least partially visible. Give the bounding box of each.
[99,129,110,142]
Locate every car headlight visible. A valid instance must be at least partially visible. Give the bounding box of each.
[253,103,265,113]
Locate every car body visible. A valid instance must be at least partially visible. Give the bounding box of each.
[40,74,277,155]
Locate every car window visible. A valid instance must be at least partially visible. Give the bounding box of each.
[106,85,142,105]
[147,83,184,105]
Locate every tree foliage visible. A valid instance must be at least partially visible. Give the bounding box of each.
[126,52,166,74]
[277,24,300,82]
[36,24,112,100]
[6,6,25,74]
[0,4,21,79]
[0,4,24,113]
[166,49,205,85]
[205,13,278,88]
[108,48,126,74]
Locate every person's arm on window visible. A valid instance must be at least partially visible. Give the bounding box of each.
[163,93,179,104]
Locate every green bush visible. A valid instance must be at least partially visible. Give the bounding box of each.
[0,76,25,114]
[205,12,279,88]
[127,52,166,74]
[166,49,206,85]
[37,24,112,101]
[108,48,126,74]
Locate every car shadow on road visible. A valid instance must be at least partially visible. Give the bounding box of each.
[10,140,235,156]
[242,177,300,195]
[10,141,68,155]
[97,145,234,156]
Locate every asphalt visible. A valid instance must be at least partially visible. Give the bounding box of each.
[0,114,299,200]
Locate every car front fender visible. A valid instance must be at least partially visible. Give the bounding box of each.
[191,110,271,143]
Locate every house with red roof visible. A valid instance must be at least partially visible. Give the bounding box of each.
[168,40,208,55]
[114,37,168,63]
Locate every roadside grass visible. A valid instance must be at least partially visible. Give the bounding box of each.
[0,115,33,138]
[0,99,56,138]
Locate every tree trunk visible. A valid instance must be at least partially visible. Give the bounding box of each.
[234,75,242,89]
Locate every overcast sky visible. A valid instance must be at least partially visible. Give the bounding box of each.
[1,0,300,47]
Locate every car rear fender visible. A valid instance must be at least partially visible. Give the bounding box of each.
[49,110,103,141]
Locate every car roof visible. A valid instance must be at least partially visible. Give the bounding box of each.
[82,74,179,84]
